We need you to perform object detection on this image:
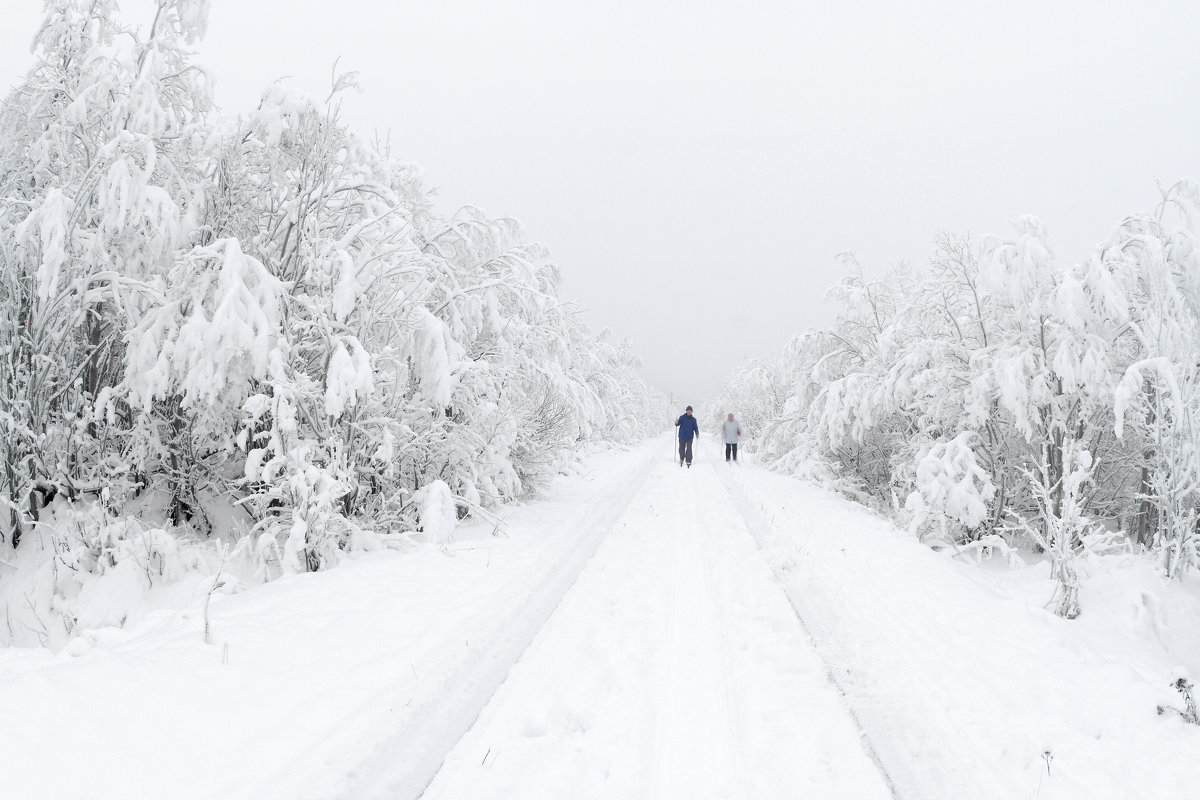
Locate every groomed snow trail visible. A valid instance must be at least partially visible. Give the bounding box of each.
[0,445,661,800]
[421,442,893,799]
[9,438,1200,798]
[343,445,660,800]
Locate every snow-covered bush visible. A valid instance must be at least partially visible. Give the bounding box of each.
[714,190,1200,615]
[0,0,664,632]
[0,501,237,649]
[904,432,995,543]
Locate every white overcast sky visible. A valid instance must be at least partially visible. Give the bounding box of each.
[4,1,1199,406]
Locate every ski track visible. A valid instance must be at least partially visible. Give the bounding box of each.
[717,461,1200,800]
[730,474,1048,799]
[341,444,660,800]
[421,440,893,799]
[715,463,903,798]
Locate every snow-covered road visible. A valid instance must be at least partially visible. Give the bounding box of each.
[419,443,892,799]
[4,437,1199,799]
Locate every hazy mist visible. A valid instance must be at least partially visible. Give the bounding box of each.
[4,0,1198,404]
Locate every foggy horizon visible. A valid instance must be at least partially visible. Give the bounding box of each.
[4,0,1198,405]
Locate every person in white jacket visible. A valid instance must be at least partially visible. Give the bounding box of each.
[723,413,742,462]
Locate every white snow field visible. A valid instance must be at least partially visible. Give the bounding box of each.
[2,439,1199,799]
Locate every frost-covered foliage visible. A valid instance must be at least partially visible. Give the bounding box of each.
[0,0,664,608]
[715,188,1200,613]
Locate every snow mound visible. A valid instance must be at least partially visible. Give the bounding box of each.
[415,480,458,544]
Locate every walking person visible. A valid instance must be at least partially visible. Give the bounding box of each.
[675,406,699,467]
[723,412,742,463]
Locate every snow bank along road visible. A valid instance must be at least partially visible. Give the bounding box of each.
[4,438,1198,798]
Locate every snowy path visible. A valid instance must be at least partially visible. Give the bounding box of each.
[420,445,892,799]
[5,438,1200,798]
[0,445,660,800]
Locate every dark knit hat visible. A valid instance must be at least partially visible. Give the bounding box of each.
[685,406,693,411]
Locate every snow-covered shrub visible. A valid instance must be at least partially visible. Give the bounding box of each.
[0,502,235,649]
[904,432,995,543]
[0,0,665,611]
[412,479,458,545]
[713,192,1200,614]
[1157,673,1200,725]
[0,0,212,546]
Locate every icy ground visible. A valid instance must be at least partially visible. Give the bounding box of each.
[2,439,1199,799]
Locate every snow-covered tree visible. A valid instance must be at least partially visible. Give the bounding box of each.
[1104,183,1200,577]
[714,188,1200,613]
[0,1,664,587]
[1,0,213,544]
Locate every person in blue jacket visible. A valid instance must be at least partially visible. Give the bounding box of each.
[675,406,700,467]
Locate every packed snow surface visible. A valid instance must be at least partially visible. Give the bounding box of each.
[1,439,1198,798]
[419,447,891,799]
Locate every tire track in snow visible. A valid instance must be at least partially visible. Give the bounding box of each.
[722,468,1023,799]
[694,463,750,794]
[650,461,746,798]
[648,468,688,793]
[341,445,659,800]
[422,443,893,798]
[716,463,901,799]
